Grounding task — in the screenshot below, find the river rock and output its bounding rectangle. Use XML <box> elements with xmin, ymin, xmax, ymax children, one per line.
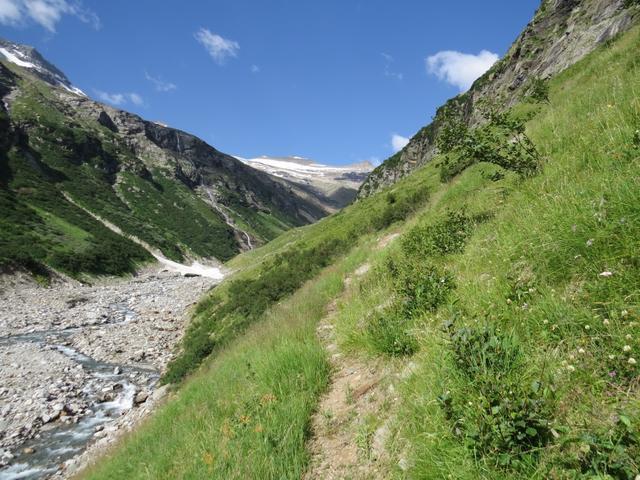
<box><xmin>134</xmin><ymin>391</ymin><xmax>149</xmax><ymax>405</ymax></box>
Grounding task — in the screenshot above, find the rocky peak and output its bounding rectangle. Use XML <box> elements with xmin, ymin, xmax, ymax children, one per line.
<box><xmin>0</xmin><ymin>38</ymin><xmax>85</xmax><ymax>96</ymax></box>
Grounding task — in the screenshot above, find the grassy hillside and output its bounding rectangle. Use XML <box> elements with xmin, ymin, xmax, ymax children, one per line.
<box><xmin>81</xmin><ymin>23</ymin><xmax>640</xmax><ymax>480</ymax></box>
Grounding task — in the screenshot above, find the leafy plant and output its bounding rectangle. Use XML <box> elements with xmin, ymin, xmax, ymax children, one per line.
<box><xmin>570</xmin><ymin>415</ymin><xmax>640</xmax><ymax>479</ymax></box>
<box><xmin>401</xmin><ymin>210</ymin><xmax>476</xmax><ymax>258</ymax></box>
<box><xmin>440</xmin><ymin>324</ymin><xmax>555</xmax><ymax>466</ymax></box>
<box><xmin>388</xmin><ymin>258</ymin><xmax>454</xmax><ymax>316</ymax></box>
<box><xmin>525</xmin><ymin>77</ymin><xmax>550</xmax><ymax>103</ymax></box>
<box><xmin>437</xmin><ymin>102</ymin><xmax>542</xmax><ymax>182</ymax></box>
<box><xmin>366</xmin><ymin>304</ymin><xmax>419</xmax><ymax>356</ymax></box>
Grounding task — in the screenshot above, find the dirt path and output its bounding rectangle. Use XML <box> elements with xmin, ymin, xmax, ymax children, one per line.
<box><xmin>305</xmin><ymin>266</ymin><xmax>399</xmax><ymax>480</ymax></box>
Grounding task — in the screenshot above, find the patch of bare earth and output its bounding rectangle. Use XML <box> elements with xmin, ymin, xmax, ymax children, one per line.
<box><xmin>305</xmin><ymin>266</ymin><xmax>400</xmax><ymax>480</ymax></box>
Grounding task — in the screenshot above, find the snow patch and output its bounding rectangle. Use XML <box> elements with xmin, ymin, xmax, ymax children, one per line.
<box><xmin>152</xmin><ymin>254</ymin><xmax>224</xmax><ymax>280</ymax></box>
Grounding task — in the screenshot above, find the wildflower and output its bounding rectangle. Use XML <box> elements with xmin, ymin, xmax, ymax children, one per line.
<box><xmin>599</xmin><ymin>271</ymin><xmax>613</xmax><ymax>277</ymax></box>
<box><xmin>578</xmin><ymin>348</ymin><xmax>586</xmax><ymax>354</ymax></box>
<box><xmin>609</xmin><ymin>371</ymin><xmax>617</xmax><ymax>377</ymax></box>
<box><xmin>586</xmin><ymin>239</ymin><xmax>594</xmax><ymax>247</ymax></box>
<box><xmin>567</xmin><ymin>365</ymin><xmax>576</xmax><ymax>372</ymax></box>
<box><xmin>628</xmin><ymin>357</ymin><xmax>637</xmax><ymax>365</ymax></box>
<box><xmin>543</xmin><ymin>319</ymin><xmax>549</xmax><ymax>325</ymax></box>
<box><xmin>609</xmin><ymin>355</ymin><xmax>615</xmax><ymax>360</ymax></box>
<box><xmin>623</xmin><ymin>345</ymin><xmax>632</xmax><ymax>352</ymax></box>
<box><xmin>584</xmin><ymin>325</ymin><xmax>591</xmax><ymax>331</ymax></box>
<box><xmin>625</xmin><ymin>334</ymin><xmax>632</xmax><ymax>340</ymax></box>
<box><xmin>552</xmin><ymin>324</ymin><xmax>558</xmax><ymax>331</ymax></box>
<box><xmin>569</xmin><ymin>354</ymin><xmax>576</xmax><ymax>361</ymax></box>
<box><xmin>621</xmin><ymin>310</ymin><xmax>629</xmax><ymax>317</ymax></box>
<box><xmin>603</xmin><ymin>319</ymin><xmax>610</xmax><ymax>326</ymax></box>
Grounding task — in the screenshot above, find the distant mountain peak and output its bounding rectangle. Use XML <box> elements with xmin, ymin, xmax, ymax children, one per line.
<box><xmin>0</xmin><ymin>38</ymin><xmax>85</xmax><ymax>97</ymax></box>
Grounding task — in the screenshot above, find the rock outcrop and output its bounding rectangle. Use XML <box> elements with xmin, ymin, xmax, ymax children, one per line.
<box><xmin>358</xmin><ymin>0</ymin><xmax>639</xmax><ymax>198</ymax></box>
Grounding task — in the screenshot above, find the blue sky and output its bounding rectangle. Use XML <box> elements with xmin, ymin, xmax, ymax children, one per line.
<box><xmin>0</xmin><ymin>0</ymin><xmax>539</xmax><ymax>165</ymax></box>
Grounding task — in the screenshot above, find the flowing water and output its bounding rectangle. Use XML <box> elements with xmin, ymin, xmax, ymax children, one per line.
<box><xmin>0</xmin><ymin>306</ymin><xmax>157</xmax><ymax>480</ymax></box>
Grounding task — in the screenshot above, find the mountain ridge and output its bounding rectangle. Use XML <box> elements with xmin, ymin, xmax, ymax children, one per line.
<box><xmin>0</xmin><ymin>39</ymin><xmax>336</xmax><ymax>278</ymax></box>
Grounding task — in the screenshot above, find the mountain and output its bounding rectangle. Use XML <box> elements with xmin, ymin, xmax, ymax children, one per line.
<box><xmin>358</xmin><ymin>0</ymin><xmax>638</xmax><ymax>197</ymax></box>
<box><xmin>0</xmin><ymin>39</ymin><xmax>329</xmax><ymax>278</ymax></box>
<box><xmin>239</xmin><ymin>155</ymin><xmax>373</xmax><ymax>212</ymax></box>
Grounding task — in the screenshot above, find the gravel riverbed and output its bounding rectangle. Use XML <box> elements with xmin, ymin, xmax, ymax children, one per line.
<box><xmin>0</xmin><ymin>266</ymin><xmax>220</xmax><ymax>479</ymax></box>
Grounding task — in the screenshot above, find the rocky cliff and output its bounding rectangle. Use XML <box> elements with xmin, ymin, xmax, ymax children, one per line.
<box><xmin>358</xmin><ymin>0</ymin><xmax>639</xmax><ymax>198</ymax></box>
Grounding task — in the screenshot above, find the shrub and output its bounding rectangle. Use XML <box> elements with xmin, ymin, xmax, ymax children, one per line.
<box><xmin>525</xmin><ymin>77</ymin><xmax>550</xmax><ymax>103</ymax></box>
<box><xmin>366</xmin><ymin>305</ymin><xmax>418</xmax><ymax>356</ymax></box>
<box><xmin>401</xmin><ymin>210</ymin><xmax>475</xmax><ymax>258</ymax></box>
<box><xmin>372</xmin><ymin>188</ymin><xmax>429</xmax><ymax>230</ymax></box>
<box><xmin>437</xmin><ymin>102</ymin><xmax>542</xmax><ymax>181</ymax></box>
<box><xmin>388</xmin><ymin>258</ymin><xmax>454</xmax><ymax>317</ymax></box>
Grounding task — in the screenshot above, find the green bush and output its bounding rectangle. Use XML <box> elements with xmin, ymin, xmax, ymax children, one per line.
<box><xmin>389</xmin><ymin>259</ymin><xmax>454</xmax><ymax>316</ymax></box>
<box><xmin>525</xmin><ymin>77</ymin><xmax>550</xmax><ymax>103</ymax></box>
<box><xmin>366</xmin><ymin>305</ymin><xmax>418</xmax><ymax>356</ymax></box>
<box><xmin>437</xmin><ymin>102</ymin><xmax>542</xmax><ymax>181</ymax></box>
<box><xmin>401</xmin><ymin>210</ymin><xmax>475</xmax><ymax>258</ymax></box>
<box><xmin>373</xmin><ymin>188</ymin><xmax>429</xmax><ymax>230</ymax></box>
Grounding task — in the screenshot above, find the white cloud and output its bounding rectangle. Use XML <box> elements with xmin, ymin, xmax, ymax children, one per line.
<box><xmin>382</xmin><ymin>52</ymin><xmax>403</xmax><ymax>81</ymax></box>
<box><xmin>95</xmin><ymin>90</ymin><xmax>143</xmax><ymax>107</ymax></box>
<box><xmin>195</xmin><ymin>28</ymin><xmax>239</xmax><ymax>64</ymax></box>
<box><xmin>426</xmin><ymin>49</ymin><xmax>498</xmax><ymax>92</ymax></box>
<box><xmin>0</xmin><ymin>0</ymin><xmax>21</xmax><ymax>24</ymax></box>
<box><xmin>391</xmin><ymin>133</ymin><xmax>410</xmax><ymax>153</ymax></box>
<box><xmin>144</xmin><ymin>71</ymin><xmax>177</xmax><ymax>92</ymax></box>
<box><xmin>250</xmin><ymin>64</ymin><xmax>260</xmax><ymax>74</ymax></box>
<box><xmin>128</xmin><ymin>92</ymin><xmax>143</xmax><ymax>106</ymax></box>
<box><xmin>0</xmin><ymin>0</ymin><xmax>100</xmax><ymax>32</ymax></box>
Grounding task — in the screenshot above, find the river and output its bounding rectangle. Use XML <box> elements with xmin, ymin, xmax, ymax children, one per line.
<box><xmin>0</xmin><ymin>265</ymin><xmax>222</xmax><ymax>479</ymax></box>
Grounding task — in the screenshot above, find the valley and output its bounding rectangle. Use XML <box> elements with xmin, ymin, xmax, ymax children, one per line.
<box><xmin>1</xmin><ymin>0</ymin><xmax>640</xmax><ymax>479</ymax></box>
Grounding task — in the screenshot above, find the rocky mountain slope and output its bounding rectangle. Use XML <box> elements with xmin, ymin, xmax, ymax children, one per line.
<box><xmin>0</xmin><ymin>39</ymin><xmax>329</xmax><ymax>278</ymax></box>
<box><xmin>358</xmin><ymin>0</ymin><xmax>638</xmax><ymax>197</ymax></box>
<box><xmin>240</xmin><ymin>156</ymin><xmax>373</xmax><ymax>212</ymax></box>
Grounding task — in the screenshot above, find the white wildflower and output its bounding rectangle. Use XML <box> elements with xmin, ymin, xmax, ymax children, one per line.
<box><xmin>623</xmin><ymin>345</ymin><xmax>632</xmax><ymax>352</ymax></box>
<box><xmin>628</xmin><ymin>357</ymin><xmax>637</xmax><ymax>365</ymax></box>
